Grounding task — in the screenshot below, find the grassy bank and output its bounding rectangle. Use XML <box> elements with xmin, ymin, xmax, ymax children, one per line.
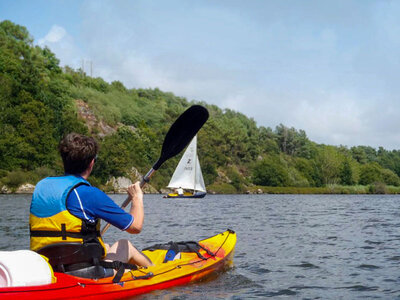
<box><xmin>208</xmin><ymin>183</ymin><xmax>400</xmax><ymax>194</ymax></box>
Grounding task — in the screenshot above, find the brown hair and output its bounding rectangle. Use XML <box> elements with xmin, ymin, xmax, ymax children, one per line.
<box><xmin>58</xmin><ymin>133</ymin><xmax>99</xmax><ymax>174</ymax></box>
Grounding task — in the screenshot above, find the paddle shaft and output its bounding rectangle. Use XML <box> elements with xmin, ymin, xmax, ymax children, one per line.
<box><xmin>100</xmin><ymin>168</ymin><xmax>155</xmax><ymax>235</ymax></box>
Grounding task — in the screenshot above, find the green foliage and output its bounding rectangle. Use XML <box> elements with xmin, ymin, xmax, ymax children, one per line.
<box><xmin>92</xmin><ymin>129</ymin><xmax>133</xmax><ymax>182</ymax></box>
<box><xmin>377</xmin><ymin>147</ymin><xmax>400</xmax><ymax>177</ymax></box>
<box><xmin>380</xmin><ymin>168</ymin><xmax>400</xmax><ymax>186</ymax></box>
<box><xmin>31</xmin><ymin>166</ymin><xmax>56</xmax><ymax>181</ymax></box>
<box><xmin>0</xmin><ymin>20</ymin><xmax>83</xmax><ymax>171</ymax></box>
<box><xmin>368</xmin><ymin>182</ymin><xmax>387</xmax><ymax>194</ymax></box>
<box><xmin>339</xmin><ymin>158</ymin><xmax>354</xmax><ymax>185</ymax></box>
<box><xmin>3</xmin><ymin>20</ymin><xmax>400</xmax><ymax>194</ymax></box>
<box><xmin>249</xmin><ymin>184</ymin><xmax>370</xmax><ymax>194</ymax></box>
<box><xmin>201</xmin><ymin>160</ymin><xmax>218</xmax><ymax>186</ymax></box>
<box><xmin>275</xmin><ymin>124</ymin><xmax>315</xmax><ymax>158</ymax></box>
<box><xmin>293</xmin><ymin>157</ymin><xmax>322</xmax><ymax>187</ymax></box>
<box><xmin>386</xmin><ymin>185</ymin><xmax>400</xmax><ymax>194</ymax></box>
<box><xmin>258</xmin><ymin>126</ymin><xmax>280</xmax><ymax>154</ymax></box>
<box><xmin>208</xmin><ymin>182</ymin><xmax>237</xmax><ymax>194</ymax></box>
<box><xmin>225</xmin><ymin>166</ymin><xmax>247</xmax><ymax>192</ymax></box>
<box><xmin>1</xmin><ymin>170</ymin><xmax>31</xmax><ymax>188</ymax></box>
<box><xmin>359</xmin><ymin>163</ymin><xmax>383</xmax><ymax>185</ymax></box>
<box><xmin>110</xmin><ymin>80</ymin><xmax>127</xmax><ymax>92</ymax></box>
<box><xmin>252</xmin><ymin>156</ymin><xmax>289</xmax><ymax>187</ymax></box>
<box><xmin>0</xmin><ymin>166</ymin><xmax>58</xmax><ymax>190</ymax></box>
<box><xmin>350</xmin><ymin>146</ymin><xmax>377</xmax><ymax>164</ymax></box>
<box><xmin>357</xmin><ymin>162</ymin><xmax>400</xmax><ymax>187</ymax></box>
<box><xmin>0</xmin><ymin>20</ymin><xmax>32</xmax><ymax>43</ymax></box>
<box><xmin>315</xmin><ymin>146</ymin><xmax>343</xmax><ymax>185</ymax></box>
<box><xmin>287</xmin><ymin>167</ymin><xmax>310</xmax><ymax>187</ymax></box>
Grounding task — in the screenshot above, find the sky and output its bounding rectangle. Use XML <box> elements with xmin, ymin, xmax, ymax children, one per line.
<box><xmin>1</xmin><ymin>0</ymin><xmax>400</xmax><ymax>150</ymax></box>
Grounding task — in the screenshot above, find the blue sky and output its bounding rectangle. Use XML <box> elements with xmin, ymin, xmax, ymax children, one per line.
<box><xmin>1</xmin><ymin>0</ymin><xmax>400</xmax><ymax>149</ymax></box>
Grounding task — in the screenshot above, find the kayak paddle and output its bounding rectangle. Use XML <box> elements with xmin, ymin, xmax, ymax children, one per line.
<box><xmin>101</xmin><ymin>105</ymin><xmax>209</xmax><ymax>235</ymax></box>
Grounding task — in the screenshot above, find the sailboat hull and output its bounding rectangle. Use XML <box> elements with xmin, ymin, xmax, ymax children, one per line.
<box><xmin>165</xmin><ymin>192</ymin><xmax>206</xmax><ymax>198</ymax></box>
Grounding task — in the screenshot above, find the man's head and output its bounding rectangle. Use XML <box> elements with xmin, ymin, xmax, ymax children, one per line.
<box><xmin>59</xmin><ymin>133</ymin><xmax>99</xmax><ymax>174</ymax></box>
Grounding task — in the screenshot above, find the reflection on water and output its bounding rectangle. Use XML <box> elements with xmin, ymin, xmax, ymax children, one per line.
<box><xmin>1</xmin><ymin>193</ymin><xmax>400</xmax><ymax>299</ymax></box>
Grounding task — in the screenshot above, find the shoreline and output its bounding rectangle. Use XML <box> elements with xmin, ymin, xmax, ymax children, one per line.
<box><xmin>242</xmin><ymin>184</ymin><xmax>400</xmax><ymax>195</ymax></box>
<box><xmin>2</xmin><ymin>189</ymin><xmax>400</xmax><ymax>196</ymax></box>
<box><xmin>2</xmin><ymin>182</ymin><xmax>400</xmax><ymax>195</ymax></box>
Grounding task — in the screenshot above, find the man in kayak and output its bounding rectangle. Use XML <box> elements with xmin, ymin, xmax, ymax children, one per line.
<box><xmin>30</xmin><ymin>132</ymin><xmax>152</xmax><ymax>279</ymax></box>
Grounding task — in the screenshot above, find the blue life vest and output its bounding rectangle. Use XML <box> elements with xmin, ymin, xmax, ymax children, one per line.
<box><xmin>31</xmin><ymin>175</ymin><xmax>91</xmax><ymax>218</ymax></box>
<box><xmin>30</xmin><ymin>175</ymin><xmax>106</xmax><ymax>259</ymax></box>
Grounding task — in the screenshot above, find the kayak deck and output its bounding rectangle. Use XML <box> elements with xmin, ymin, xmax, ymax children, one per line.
<box><xmin>0</xmin><ymin>230</ymin><xmax>236</xmax><ymax>299</ymax></box>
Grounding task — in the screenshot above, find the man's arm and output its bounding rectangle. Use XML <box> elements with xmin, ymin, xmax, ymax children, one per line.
<box><xmin>125</xmin><ymin>182</ymin><xmax>144</xmax><ymax>234</ymax></box>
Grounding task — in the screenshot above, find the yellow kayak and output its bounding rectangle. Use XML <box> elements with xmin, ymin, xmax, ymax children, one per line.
<box><xmin>0</xmin><ymin>229</ymin><xmax>236</xmax><ymax>299</ymax></box>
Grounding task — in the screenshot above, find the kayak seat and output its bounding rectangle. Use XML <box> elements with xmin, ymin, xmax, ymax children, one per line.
<box><xmin>37</xmin><ymin>242</ymin><xmax>103</xmax><ymax>272</ymax></box>
<box><xmin>37</xmin><ymin>243</ymin><xmax>137</xmax><ymax>282</ymax></box>
<box><xmin>37</xmin><ymin>242</ymin><xmax>112</xmax><ymax>279</ymax></box>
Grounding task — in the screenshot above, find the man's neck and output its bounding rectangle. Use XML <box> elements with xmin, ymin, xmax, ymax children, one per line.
<box><xmin>79</xmin><ymin>160</ymin><xmax>94</xmax><ymax>180</ymax></box>
<box><xmin>80</xmin><ymin>172</ymin><xmax>90</xmax><ymax>180</ymax></box>
<box><xmin>80</xmin><ymin>170</ymin><xmax>90</xmax><ymax>180</ymax></box>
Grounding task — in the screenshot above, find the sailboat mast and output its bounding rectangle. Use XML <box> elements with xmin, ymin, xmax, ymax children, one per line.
<box><xmin>193</xmin><ymin>136</ymin><xmax>197</xmax><ymax>192</ymax></box>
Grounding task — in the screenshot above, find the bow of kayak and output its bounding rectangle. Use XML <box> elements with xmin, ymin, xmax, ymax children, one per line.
<box><xmin>0</xmin><ymin>229</ymin><xmax>236</xmax><ymax>299</ymax></box>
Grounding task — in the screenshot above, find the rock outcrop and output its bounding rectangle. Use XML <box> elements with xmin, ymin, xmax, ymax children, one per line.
<box><xmin>75</xmin><ymin>99</ymin><xmax>117</xmax><ymax>137</ymax></box>
<box><xmin>0</xmin><ymin>185</ymin><xmax>11</xmax><ymax>194</ymax></box>
<box><xmin>105</xmin><ymin>167</ymin><xmax>158</xmax><ymax>194</ymax></box>
<box><xmin>15</xmin><ymin>183</ymin><xmax>35</xmax><ymax>194</ymax></box>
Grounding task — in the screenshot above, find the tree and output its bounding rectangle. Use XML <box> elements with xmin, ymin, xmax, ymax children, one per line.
<box><xmin>339</xmin><ymin>158</ymin><xmax>354</xmax><ymax>185</ymax></box>
<box><xmin>252</xmin><ymin>156</ymin><xmax>289</xmax><ymax>186</ymax></box>
<box><xmin>359</xmin><ymin>163</ymin><xmax>383</xmax><ymax>185</ymax></box>
<box><xmin>275</xmin><ymin>124</ymin><xmax>313</xmax><ymax>158</ymax></box>
<box><xmin>316</xmin><ymin>146</ymin><xmax>342</xmax><ymax>185</ymax></box>
<box><xmin>381</xmin><ymin>168</ymin><xmax>400</xmax><ymax>186</ymax></box>
<box><xmin>0</xmin><ymin>20</ymin><xmax>32</xmax><ymax>43</ymax></box>
<box><xmin>294</xmin><ymin>157</ymin><xmax>321</xmax><ymax>186</ymax></box>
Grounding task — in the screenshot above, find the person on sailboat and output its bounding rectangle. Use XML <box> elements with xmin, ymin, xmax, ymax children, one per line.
<box><xmin>176</xmin><ymin>187</ymin><xmax>184</xmax><ymax>196</ymax></box>
<box><xmin>30</xmin><ymin>133</ymin><xmax>152</xmax><ymax>279</ymax></box>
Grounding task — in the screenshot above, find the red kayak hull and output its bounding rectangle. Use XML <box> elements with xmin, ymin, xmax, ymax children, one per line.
<box><xmin>0</xmin><ymin>230</ymin><xmax>236</xmax><ymax>299</ymax></box>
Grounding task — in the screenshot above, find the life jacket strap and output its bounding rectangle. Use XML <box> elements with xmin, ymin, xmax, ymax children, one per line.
<box><xmin>30</xmin><ymin>224</ymin><xmax>101</xmax><ymax>240</ymax></box>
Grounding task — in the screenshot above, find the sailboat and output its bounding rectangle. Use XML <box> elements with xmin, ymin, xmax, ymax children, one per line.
<box><xmin>165</xmin><ymin>135</ymin><xmax>207</xmax><ymax>198</ymax></box>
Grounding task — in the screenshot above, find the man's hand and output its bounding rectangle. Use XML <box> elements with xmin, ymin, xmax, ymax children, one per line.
<box><xmin>127</xmin><ymin>181</ymin><xmax>143</xmax><ymax>201</ymax></box>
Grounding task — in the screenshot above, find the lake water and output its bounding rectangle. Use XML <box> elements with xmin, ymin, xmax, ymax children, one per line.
<box><xmin>1</xmin><ymin>194</ymin><xmax>400</xmax><ymax>299</ymax></box>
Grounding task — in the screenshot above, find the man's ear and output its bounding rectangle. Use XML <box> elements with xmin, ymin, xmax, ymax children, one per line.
<box><xmin>89</xmin><ymin>158</ymin><xmax>95</xmax><ymax>169</ymax></box>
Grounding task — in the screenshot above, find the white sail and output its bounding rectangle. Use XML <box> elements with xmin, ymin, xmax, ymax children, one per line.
<box><xmin>167</xmin><ymin>136</ymin><xmax>206</xmax><ymax>193</ymax></box>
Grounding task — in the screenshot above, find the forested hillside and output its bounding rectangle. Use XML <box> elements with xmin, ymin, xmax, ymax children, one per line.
<box><xmin>2</xmin><ymin>20</ymin><xmax>400</xmax><ymax>194</ymax></box>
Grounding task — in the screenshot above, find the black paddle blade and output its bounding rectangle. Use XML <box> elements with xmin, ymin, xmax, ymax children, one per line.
<box><xmin>152</xmin><ymin>105</ymin><xmax>209</xmax><ymax>170</ymax></box>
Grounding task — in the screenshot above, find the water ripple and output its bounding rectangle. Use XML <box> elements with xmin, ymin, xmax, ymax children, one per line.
<box><xmin>289</xmin><ymin>262</ymin><xmax>320</xmax><ymax>269</ymax></box>
<box><xmin>264</xmin><ymin>289</ymin><xmax>297</xmax><ymax>297</ymax></box>
<box><xmin>338</xmin><ymin>285</ymin><xmax>379</xmax><ymax>291</ymax></box>
<box><xmin>357</xmin><ymin>264</ymin><xmax>381</xmax><ymax>270</ymax></box>
<box><xmin>387</xmin><ymin>256</ymin><xmax>400</xmax><ymax>261</ymax></box>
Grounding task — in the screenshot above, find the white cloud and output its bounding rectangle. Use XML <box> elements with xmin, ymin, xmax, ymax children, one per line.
<box><xmin>293</xmin><ymin>92</ymin><xmax>364</xmax><ymax>146</ymax></box>
<box><xmin>38</xmin><ymin>25</ymin><xmax>66</xmax><ymax>44</ymax></box>
<box><xmin>37</xmin><ymin>25</ymin><xmax>83</xmax><ymax>70</ymax></box>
